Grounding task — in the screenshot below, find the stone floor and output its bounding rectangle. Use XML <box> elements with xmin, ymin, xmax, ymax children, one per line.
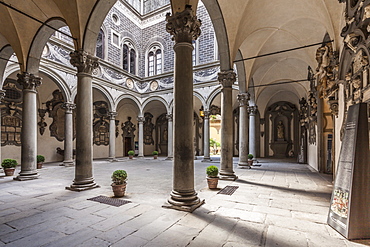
<box><xmin>0</xmin><ymin>157</ymin><xmax>369</xmax><ymax>247</ymax></box>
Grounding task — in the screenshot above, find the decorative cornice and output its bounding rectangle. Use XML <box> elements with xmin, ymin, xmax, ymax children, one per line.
<box><xmin>218</xmin><ymin>70</ymin><xmax>236</xmax><ymax>88</ymax></box>
<box><xmin>62</xmin><ymin>102</ymin><xmax>76</xmax><ymax>113</ymax></box>
<box><xmin>166</xmin><ymin>5</ymin><xmax>201</xmax><ymax>43</ymax></box>
<box><xmin>237</xmin><ymin>93</ymin><xmax>250</xmax><ymax>107</ymax></box>
<box><xmin>17</xmin><ymin>72</ymin><xmax>42</xmax><ymax>91</ymax></box>
<box><xmin>70</xmin><ymin>49</ymin><xmax>99</xmax><ymax>74</ymax></box>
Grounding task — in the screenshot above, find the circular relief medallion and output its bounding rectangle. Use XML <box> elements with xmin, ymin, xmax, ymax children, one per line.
<box><xmin>150</xmin><ymin>80</ymin><xmax>158</xmax><ymax>91</ymax></box>
<box><xmin>126</xmin><ymin>78</ymin><xmax>134</xmax><ymax>89</ymax></box>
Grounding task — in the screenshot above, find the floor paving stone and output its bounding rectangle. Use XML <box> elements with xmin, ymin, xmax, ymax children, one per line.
<box><xmin>0</xmin><ymin>157</ymin><xmax>368</xmax><ymax>246</ymax></box>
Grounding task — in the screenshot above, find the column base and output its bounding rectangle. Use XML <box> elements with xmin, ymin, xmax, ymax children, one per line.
<box><xmin>238</xmin><ymin>161</ymin><xmax>251</xmax><ymax>168</ymax></box>
<box><xmin>165</xmin><ymin>156</ymin><xmax>173</xmax><ymax>160</ymax></box>
<box><xmin>219</xmin><ymin>171</ymin><xmax>238</xmax><ymax>181</ymax></box>
<box><xmin>108</xmin><ymin>158</ymin><xmax>118</xmax><ymax>162</ymax></box>
<box><xmin>163</xmin><ymin>190</ymin><xmax>205</xmax><ymax>212</ymax></box>
<box><xmin>202</xmin><ymin>157</ymin><xmax>212</xmax><ymax>162</ymax></box>
<box><xmin>66</xmin><ymin>177</ymin><xmax>100</xmax><ymax>191</ymax></box>
<box><xmin>63</xmin><ymin>160</ymin><xmax>75</xmax><ymax>167</ymax></box>
<box><xmin>14</xmin><ymin>170</ymin><xmax>39</xmax><ymax>181</ymax></box>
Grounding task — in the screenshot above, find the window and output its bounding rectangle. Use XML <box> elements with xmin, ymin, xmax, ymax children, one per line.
<box><xmin>96</xmin><ymin>29</ymin><xmax>105</xmax><ymax>59</ymax></box>
<box><xmin>147</xmin><ymin>45</ymin><xmax>163</xmax><ymax>76</ymax></box>
<box><xmin>122</xmin><ymin>41</ymin><xmax>136</xmax><ymax>75</ymax></box>
<box><xmin>192</xmin><ymin>40</ymin><xmax>198</xmax><ymax>66</ymax></box>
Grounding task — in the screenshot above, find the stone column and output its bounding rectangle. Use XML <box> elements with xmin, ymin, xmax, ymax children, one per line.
<box><xmin>0</xmin><ymin>90</ymin><xmax>5</xmax><ymax>176</ymax></box>
<box><xmin>15</xmin><ymin>72</ymin><xmax>41</xmax><ymax>181</ymax></box>
<box><xmin>66</xmin><ymin>49</ymin><xmax>99</xmax><ymax>191</ymax></box>
<box><xmin>202</xmin><ymin>110</ymin><xmax>211</xmax><ymax>162</ymax></box>
<box><xmin>237</xmin><ymin>93</ymin><xmax>250</xmax><ymax>167</ymax></box>
<box><xmin>108</xmin><ymin>112</ymin><xmax>117</xmax><ymax>161</ymax></box>
<box><xmin>248</xmin><ymin>105</ymin><xmax>258</xmax><ymax>159</ymax></box>
<box><xmin>137</xmin><ymin>116</ymin><xmax>144</xmax><ymax>157</ymax></box>
<box><xmin>164</xmin><ymin>6</ymin><xmax>204</xmax><ymax>212</ymax></box>
<box><xmin>62</xmin><ymin>102</ymin><xmax>76</xmax><ymax>167</ymax></box>
<box><xmin>166</xmin><ymin>113</ymin><xmax>173</xmax><ymax>160</ymax></box>
<box><xmin>218</xmin><ymin>71</ymin><xmax>237</xmax><ymax>180</ymax></box>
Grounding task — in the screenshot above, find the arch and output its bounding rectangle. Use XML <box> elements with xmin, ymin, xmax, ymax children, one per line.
<box><xmin>206</xmin><ymin>86</ymin><xmax>222</xmax><ymax>108</ymax></box>
<box><xmin>142</xmin><ymin>96</ymin><xmax>169</xmax><ymax>113</ymax></box>
<box><xmin>193</xmin><ymin>91</ymin><xmax>207</xmax><ymax>109</ymax></box>
<box><xmin>234</xmin><ymin>49</ymin><xmax>247</xmax><ymax>92</ymax></box>
<box><xmin>83</xmin><ymin>0</ymin><xmax>117</xmax><ymax>54</ymax></box>
<box><xmin>115</xmin><ymin>94</ymin><xmax>141</xmax><ymax>114</ymax></box>
<box><xmin>0</xmin><ymin>45</ymin><xmax>16</xmax><ymax>86</ymax></box>
<box><xmin>92</xmin><ymin>83</ymin><xmax>115</xmax><ymax>111</ymax></box>
<box><xmin>39</xmin><ymin>65</ymin><xmax>72</xmax><ymax>102</ymax></box>
<box><xmin>27</xmin><ymin>18</ymin><xmax>67</xmax><ymax>74</ymax></box>
<box><xmin>202</xmin><ymin>0</ymin><xmax>232</xmax><ymax>70</ymax></box>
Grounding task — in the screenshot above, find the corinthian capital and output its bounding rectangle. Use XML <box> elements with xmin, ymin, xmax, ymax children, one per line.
<box><xmin>62</xmin><ymin>102</ymin><xmax>76</xmax><ymax>113</ymax></box>
<box><xmin>17</xmin><ymin>72</ymin><xmax>42</xmax><ymax>91</ymax></box>
<box><xmin>218</xmin><ymin>70</ymin><xmax>236</xmax><ymax>88</ymax></box>
<box><xmin>248</xmin><ymin>106</ymin><xmax>258</xmax><ymax>115</ymax></box>
<box><xmin>237</xmin><ymin>93</ymin><xmax>250</xmax><ymax>107</ymax></box>
<box><xmin>70</xmin><ymin>49</ymin><xmax>99</xmax><ymax>74</ymax></box>
<box><xmin>166</xmin><ymin>5</ymin><xmax>202</xmax><ymax>43</ymax></box>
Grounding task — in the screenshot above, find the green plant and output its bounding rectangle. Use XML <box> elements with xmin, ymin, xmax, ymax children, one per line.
<box><xmin>111</xmin><ymin>170</ymin><xmax>127</xmax><ymax>185</ymax></box>
<box><xmin>37</xmin><ymin>155</ymin><xmax>45</xmax><ymax>163</ymax></box>
<box><xmin>128</xmin><ymin>150</ymin><xmax>135</xmax><ymax>156</ymax></box>
<box><xmin>248</xmin><ymin>154</ymin><xmax>254</xmax><ymax>159</ymax></box>
<box><xmin>1</xmin><ymin>159</ymin><xmax>18</xmax><ymax>169</ymax></box>
<box><xmin>152</xmin><ymin>150</ymin><xmax>158</xmax><ymax>155</ymax></box>
<box><xmin>206</xmin><ymin>165</ymin><xmax>219</xmax><ymax>177</ymax></box>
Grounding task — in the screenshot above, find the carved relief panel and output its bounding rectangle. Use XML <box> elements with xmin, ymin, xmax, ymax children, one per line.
<box><xmin>0</xmin><ymin>79</ymin><xmax>23</xmax><ymax>146</ymax></box>
<box><xmin>93</xmin><ymin>101</ymin><xmax>110</xmax><ymax>146</ymax></box>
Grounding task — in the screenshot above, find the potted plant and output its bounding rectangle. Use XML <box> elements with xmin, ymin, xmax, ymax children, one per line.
<box><xmin>248</xmin><ymin>153</ymin><xmax>254</xmax><ymax>166</ymax></box>
<box><xmin>1</xmin><ymin>159</ymin><xmax>17</xmax><ymax>176</ymax></box>
<box><xmin>128</xmin><ymin>150</ymin><xmax>134</xmax><ymax>159</ymax></box>
<box><xmin>37</xmin><ymin>155</ymin><xmax>45</xmax><ymax>169</ymax></box>
<box><xmin>206</xmin><ymin>165</ymin><xmax>219</xmax><ymax>189</ymax></box>
<box><xmin>111</xmin><ymin>170</ymin><xmax>127</xmax><ymax>197</ymax></box>
<box><xmin>152</xmin><ymin>150</ymin><xmax>158</xmax><ymax>159</ymax></box>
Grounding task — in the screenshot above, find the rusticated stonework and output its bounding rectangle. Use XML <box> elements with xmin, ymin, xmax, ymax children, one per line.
<box><xmin>70</xmin><ymin>49</ymin><xmax>99</xmax><ymax>74</ymax></box>
<box><xmin>166</xmin><ymin>5</ymin><xmax>201</xmax><ymax>43</ymax></box>
<box><xmin>218</xmin><ymin>70</ymin><xmax>236</xmax><ymax>89</ymax></box>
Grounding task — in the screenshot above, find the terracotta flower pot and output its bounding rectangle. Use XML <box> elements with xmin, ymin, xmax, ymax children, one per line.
<box><xmin>112</xmin><ymin>183</ymin><xmax>127</xmax><ymax>197</ymax></box>
<box><xmin>37</xmin><ymin>162</ymin><xmax>43</xmax><ymax>169</ymax></box>
<box><xmin>207</xmin><ymin>177</ymin><xmax>219</xmax><ymax>189</ymax></box>
<box><xmin>248</xmin><ymin>159</ymin><xmax>253</xmax><ymax>166</ymax></box>
<box><xmin>153</xmin><ymin>155</ymin><xmax>158</xmax><ymax>159</ymax></box>
<box><xmin>4</xmin><ymin>168</ymin><xmax>15</xmax><ymax>176</ymax></box>
<box><xmin>129</xmin><ymin>155</ymin><xmax>133</xmax><ymax>159</ymax></box>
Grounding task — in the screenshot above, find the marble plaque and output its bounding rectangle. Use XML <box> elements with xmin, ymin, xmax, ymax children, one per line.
<box><xmin>327</xmin><ymin>103</ymin><xmax>370</xmax><ymax>239</ymax></box>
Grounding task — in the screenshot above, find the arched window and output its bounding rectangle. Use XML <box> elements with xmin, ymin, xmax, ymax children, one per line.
<box><xmin>147</xmin><ymin>45</ymin><xmax>163</xmax><ymax>76</ymax></box>
<box><xmin>192</xmin><ymin>40</ymin><xmax>197</xmax><ymax>66</ymax></box>
<box><xmin>96</xmin><ymin>29</ymin><xmax>105</xmax><ymax>59</ymax></box>
<box><xmin>122</xmin><ymin>41</ymin><xmax>136</xmax><ymax>75</ymax></box>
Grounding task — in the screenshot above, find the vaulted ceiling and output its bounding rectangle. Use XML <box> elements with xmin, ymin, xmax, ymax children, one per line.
<box><xmin>204</xmin><ymin>0</ymin><xmax>345</xmax><ymax>110</ymax></box>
